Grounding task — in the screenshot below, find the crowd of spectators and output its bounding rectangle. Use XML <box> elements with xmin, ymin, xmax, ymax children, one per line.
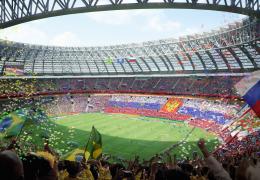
<box><xmin>0</xmin><ymin>76</ymin><xmax>243</xmax><ymax>99</ymax></box>
<box><xmin>86</xmin><ymin>95</ymin><xmax>111</xmax><ymax>113</ymax></box>
<box><xmin>109</xmin><ymin>95</ymin><xmax>167</xmax><ymax>105</ymax></box>
<box><xmin>1</xmin><ymin>138</ymin><xmax>259</xmax><ymax>180</ymax></box>
<box><xmin>215</xmin><ymin>130</ymin><xmax>260</xmax><ymax>157</ymax></box>
<box><xmin>42</xmin><ymin>94</ymin><xmax>112</xmax><ymax>115</ymax></box>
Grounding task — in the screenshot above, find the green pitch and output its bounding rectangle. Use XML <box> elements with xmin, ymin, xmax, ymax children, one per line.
<box><xmin>17</xmin><ymin>113</ymin><xmax>219</xmax><ymax>161</ymax></box>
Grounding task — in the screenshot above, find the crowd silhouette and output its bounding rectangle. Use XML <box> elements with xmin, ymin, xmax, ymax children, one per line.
<box><xmin>0</xmin><ymin>138</ymin><xmax>259</xmax><ymax>180</ymax></box>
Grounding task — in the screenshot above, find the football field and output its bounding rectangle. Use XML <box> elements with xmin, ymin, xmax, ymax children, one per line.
<box><xmin>47</xmin><ymin>113</ymin><xmax>219</xmax><ymax>160</ymax></box>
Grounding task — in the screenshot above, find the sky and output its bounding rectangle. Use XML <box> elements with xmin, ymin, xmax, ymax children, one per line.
<box><xmin>0</xmin><ymin>9</ymin><xmax>246</xmax><ymax>47</ymax></box>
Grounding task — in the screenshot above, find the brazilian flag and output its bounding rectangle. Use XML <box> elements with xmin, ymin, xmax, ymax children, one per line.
<box><xmin>62</xmin><ymin>148</ymin><xmax>87</xmax><ymax>162</ymax></box>
<box><xmin>0</xmin><ymin>112</ymin><xmax>26</xmax><ymax>138</ymax></box>
<box><xmin>63</xmin><ymin>126</ymin><xmax>102</xmax><ymax>162</ymax></box>
<box><xmin>85</xmin><ymin>126</ymin><xmax>102</xmax><ymax>159</ymax></box>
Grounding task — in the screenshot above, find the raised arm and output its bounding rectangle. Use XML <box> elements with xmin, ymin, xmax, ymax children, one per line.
<box><xmin>198</xmin><ymin>139</ymin><xmax>232</xmax><ymax>180</ymax></box>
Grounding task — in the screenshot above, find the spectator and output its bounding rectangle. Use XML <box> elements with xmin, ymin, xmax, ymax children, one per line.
<box><xmin>198</xmin><ymin>139</ymin><xmax>232</xmax><ymax>180</ymax></box>
<box><xmin>0</xmin><ymin>150</ymin><xmax>24</xmax><ymax>180</ymax></box>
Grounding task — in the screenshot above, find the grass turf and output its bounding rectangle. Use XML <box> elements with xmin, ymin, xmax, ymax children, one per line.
<box><xmin>15</xmin><ymin>113</ymin><xmax>218</xmax><ymax>161</ymax></box>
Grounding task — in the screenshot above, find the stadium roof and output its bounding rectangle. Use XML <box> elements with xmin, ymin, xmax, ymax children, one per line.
<box><xmin>0</xmin><ymin>0</ymin><xmax>259</xmax><ymax>28</ymax></box>
<box><xmin>0</xmin><ymin>18</ymin><xmax>259</xmax><ymax>76</ymax></box>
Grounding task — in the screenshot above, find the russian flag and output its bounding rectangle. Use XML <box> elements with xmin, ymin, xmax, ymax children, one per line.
<box><xmin>127</xmin><ymin>56</ymin><xmax>137</xmax><ymax>63</ymax></box>
<box><xmin>235</xmin><ymin>71</ymin><xmax>260</xmax><ymax>117</ymax></box>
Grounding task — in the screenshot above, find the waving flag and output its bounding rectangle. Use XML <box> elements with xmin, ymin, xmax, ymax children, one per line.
<box><xmin>0</xmin><ymin>112</ymin><xmax>26</xmax><ymax>137</ymax></box>
<box><xmin>106</xmin><ymin>57</ymin><xmax>113</xmax><ymax>64</ymax></box>
<box><xmin>84</xmin><ymin>126</ymin><xmax>102</xmax><ymax>160</ymax></box>
<box><xmin>235</xmin><ymin>71</ymin><xmax>260</xmax><ymax>117</ymax></box>
<box><xmin>127</xmin><ymin>56</ymin><xmax>137</xmax><ymax>63</ymax></box>
<box><xmin>62</xmin><ymin>148</ymin><xmax>87</xmax><ymax>162</ymax></box>
<box><xmin>116</xmin><ymin>58</ymin><xmax>125</xmax><ymax>64</ymax></box>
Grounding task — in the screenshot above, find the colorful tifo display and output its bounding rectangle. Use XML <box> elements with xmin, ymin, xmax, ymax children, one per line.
<box><xmin>104</xmin><ymin>95</ymin><xmax>239</xmax><ymax>129</ymax></box>
<box><xmin>107</xmin><ymin>95</ymin><xmax>165</xmax><ymax>110</ymax></box>
<box><xmin>40</xmin><ymin>93</ymin><xmax>241</xmax><ymax>131</ymax></box>
<box><xmin>160</xmin><ymin>98</ymin><xmax>183</xmax><ymax>113</ymax></box>
<box><xmin>178</xmin><ymin>107</ymin><xmax>230</xmax><ymax>124</ymax></box>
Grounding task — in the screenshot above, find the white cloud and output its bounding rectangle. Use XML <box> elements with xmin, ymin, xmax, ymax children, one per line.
<box><xmin>86</xmin><ymin>10</ymin><xmax>144</xmax><ymax>25</ymax></box>
<box><xmin>237</xmin><ymin>14</ymin><xmax>247</xmax><ymax>19</ymax></box>
<box><xmin>50</xmin><ymin>32</ymin><xmax>83</xmax><ymax>47</ymax></box>
<box><xmin>0</xmin><ymin>23</ymin><xmax>82</xmax><ymax>47</ymax></box>
<box><xmin>179</xmin><ymin>27</ymin><xmax>200</xmax><ymax>36</ymax></box>
<box><xmin>0</xmin><ymin>10</ymin><xmax>246</xmax><ymax>47</ymax></box>
<box><xmin>87</xmin><ymin>10</ymin><xmax>172</xmax><ymax>25</ymax></box>
<box><xmin>86</xmin><ymin>10</ymin><xmax>182</xmax><ymax>34</ymax></box>
<box><xmin>142</xmin><ymin>16</ymin><xmax>181</xmax><ymax>32</ymax></box>
<box><xmin>0</xmin><ymin>24</ymin><xmax>48</xmax><ymax>45</ymax></box>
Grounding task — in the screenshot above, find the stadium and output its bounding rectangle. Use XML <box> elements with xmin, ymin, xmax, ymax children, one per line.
<box><xmin>0</xmin><ymin>0</ymin><xmax>260</xmax><ymax>179</ymax></box>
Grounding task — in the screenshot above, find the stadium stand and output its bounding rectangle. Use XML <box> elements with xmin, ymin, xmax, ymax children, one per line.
<box><xmin>0</xmin><ymin>76</ymin><xmax>245</xmax><ymax>99</ymax></box>
<box><xmin>0</xmin><ymin>9</ymin><xmax>259</xmax><ymax>180</ymax></box>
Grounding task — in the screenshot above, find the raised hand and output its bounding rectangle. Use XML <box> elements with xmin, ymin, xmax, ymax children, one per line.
<box><xmin>197</xmin><ymin>139</ymin><xmax>210</xmax><ymax>158</ymax></box>
<box><xmin>197</xmin><ymin>138</ymin><xmax>206</xmax><ymax>149</ymax></box>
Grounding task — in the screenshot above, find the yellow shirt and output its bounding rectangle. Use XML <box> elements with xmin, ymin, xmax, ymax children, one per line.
<box><xmin>58</xmin><ymin>170</ymin><xmax>69</xmax><ymax>180</ymax></box>
<box><xmin>79</xmin><ymin>168</ymin><xmax>94</xmax><ymax>180</ymax></box>
<box><xmin>63</xmin><ymin>176</ymin><xmax>84</xmax><ymax>180</ymax></box>
<box><xmin>135</xmin><ymin>171</ymin><xmax>142</xmax><ymax>180</ymax></box>
<box><xmin>98</xmin><ymin>167</ymin><xmax>112</xmax><ymax>180</ymax></box>
<box><xmin>190</xmin><ymin>176</ymin><xmax>207</xmax><ymax>180</ymax></box>
<box><xmin>59</xmin><ymin>168</ymin><xmax>94</xmax><ymax>180</ymax></box>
